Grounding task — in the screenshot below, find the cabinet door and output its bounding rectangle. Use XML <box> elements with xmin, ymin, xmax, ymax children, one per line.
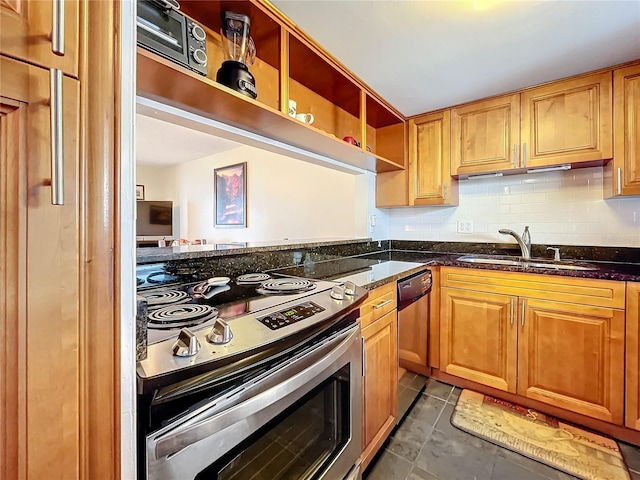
<box><xmin>608</xmin><ymin>64</ymin><xmax>640</xmax><ymax>197</ymax></box>
<box><xmin>517</xmin><ymin>298</ymin><xmax>624</xmax><ymax>424</ymax></box>
<box><xmin>1</xmin><ymin>56</ymin><xmax>80</xmax><ymax>478</ymax></box>
<box><xmin>440</xmin><ymin>287</ymin><xmax>517</xmax><ymax>393</ymax></box>
<box><xmin>451</xmin><ymin>94</ymin><xmax>520</xmax><ymax>175</ymax></box>
<box><xmin>409</xmin><ymin>110</ymin><xmax>458</xmax><ymax>206</ymax></box>
<box><xmin>361</xmin><ymin>309</ymin><xmax>398</xmax><ymax>469</ymax></box>
<box><xmin>0</xmin><ymin>0</ymin><xmax>79</xmax><ymax>77</ymax></box>
<box><xmin>626</xmin><ymin>283</ymin><xmax>640</xmax><ymax>430</ymax></box>
<box><xmin>399</xmin><ymin>294</ymin><xmax>429</xmax><ymax>376</ymax></box>
<box><xmin>521</xmin><ymin>72</ymin><xmax>612</xmax><ymax>168</ymax></box>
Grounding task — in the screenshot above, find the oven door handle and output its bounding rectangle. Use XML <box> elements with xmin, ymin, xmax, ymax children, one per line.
<box><xmin>153</xmin><ymin>326</ymin><xmax>360</xmax><ymax>459</ymax></box>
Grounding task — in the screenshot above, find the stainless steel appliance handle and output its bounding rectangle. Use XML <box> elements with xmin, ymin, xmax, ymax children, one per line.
<box><xmin>50</xmin><ymin>68</ymin><xmax>64</xmax><ymax>205</ymax></box>
<box><xmin>136</xmin><ymin>18</ymin><xmax>181</xmax><ymax>46</ymax></box>
<box><xmin>154</xmin><ymin>326</ymin><xmax>359</xmax><ymax>459</ymax></box>
<box><xmin>523</xmin><ymin>143</ymin><xmax>527</xmax><ymax>167</ymax></box>
<box><xmin>52</xmin><ymin>0</ymin><xmax>65</xmax><ymax>55</ymax></box>
<box><xmin>513</xmin><ymin>144</ymin><xmax>517</xmax><ymax>167</ymax></box>
<box><xmin>521</xmin><ymin>299</ymin><xmax>526</xmax><ymax>327</ymax></box>
<box><xmin>373</xmin><ymin>299</ymin><xmax>393</xmax><ymax>310</ymax></box>
<box><xmin>617</xmin><ymin>167</ymin><xmax>622</xmax><ymax>195</ymax></box>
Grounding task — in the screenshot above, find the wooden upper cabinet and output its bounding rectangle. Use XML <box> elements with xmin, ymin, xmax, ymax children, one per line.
<box><xmin>626</xmin><ymin>283</ymin><xmax>640</xmax><ymax>431</ymax></box>
<box><xmin>1</xmin><ymin>55</ymin><xmax>81</xmax><ymax>479</ymax></box>
<box><xmin>451</xmin><ymin>94</ymin><xmax>520</xmax><ymax>175</ymax></box>
<box><xmin>440</xmin><ymin>287</ymin><xmax>517</xmax><ymax>393</ymax></box>
<box><xmin>0</xmin><ymin>0</ymin><xmax>79</xmax><ymax>77</ymax></box>
<box><xmin>517</xmin><ymin>298</ymin><xmax>625</xmax><ymax>424</ymax></box>
<box><xmin>521</xmin><ymin>72</ymin><xmax>613</xmax><ymax>168</ymax></box>
<box><xmin>409</xmin><ymin>110</ymin><xmax>458</xmax><ymax>206</ymax></box>
<box><xmin>606</xmin><ymin>64</ymin><xmax>640</xmax><ymax>197</ymax></box>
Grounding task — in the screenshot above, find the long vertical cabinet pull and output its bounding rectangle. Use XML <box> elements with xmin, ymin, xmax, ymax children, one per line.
<box><xmin>52</xmin><ymin>0</ymin><xmax>65</xmax><ymax>55</ymax></box>
<box><xmin>617</xmin><ymin>167</ymin><xmax>622</xmax><ymax>195</ymax></box>
<box><xmin>50</xmin><ymin>68</ymin><xmax>64</xmax><ymax>205</ymax></box>
<box><xmin>523</xmin><ymin>143</ymin><xmax>527</xmax><ymax>167</ymax></box>
<box><xmin>521</xmin><ymin>299</ymin><xmax>526</xmax><ymax>327</ymax></box>
<box><xmin>510</xmin><ymin>298</ymin><xmax>514</xmax><ymax>325</ymax></box>
<box><xmin>361</xmin><ymin>336</ymin><xmax>366</xmax><ymax>377</ymax></box>
<box><xmin>513</xmin><ymin>144</ymin><xmax>517</xmax><ymax>167</ymax></box>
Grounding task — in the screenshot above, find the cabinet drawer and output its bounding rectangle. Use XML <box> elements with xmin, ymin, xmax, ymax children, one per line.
<box><xmin>440</xmin><ymin>267</ymin><xmax>625</xmax><ymax>309</ymax></box>
<box><xmin>359</xmin><ymin>282</ymin><xmax>397</xmax><ymax>329</ymax></box>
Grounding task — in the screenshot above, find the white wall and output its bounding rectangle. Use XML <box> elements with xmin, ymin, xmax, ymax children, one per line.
<box><xmin>387</xmin><ymin>166</ymin><xmax>640</xmax><ymax>247</ymax></box>
<box><xmin>156</xmin><ymin>145</ymin><xmax>370</xmax><ymax>242</ymax></box>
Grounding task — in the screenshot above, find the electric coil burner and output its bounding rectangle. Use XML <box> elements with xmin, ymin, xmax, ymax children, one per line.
<box><xmin>142</xmin><ymin>290</ymin><xmax>191</xmax><ymax>310</ymax></box>
<box><xmin>147</xmin><ymin>304</ymin><xmax>219</xmax><ymax>330</ymax></box>
<box><xmin>236</xmin><ymin>273</ymin><xmax>271</xmax><ymax>284</ymax></box>
<box><xmin>257</xmin><ymin>278</ymin><xmax>316</xmax><ymax>295</ymax></box>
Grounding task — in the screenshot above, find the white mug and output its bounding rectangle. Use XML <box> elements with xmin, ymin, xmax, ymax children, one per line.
<box><xmin>296</xmin><ymin>112</ymin><xmax>314</xmax><ymax>124</ymax></box>
<box><xmin>287</xmin><ymin>99</ymin><xmax>297</xmax><ymax>117</ymax></box>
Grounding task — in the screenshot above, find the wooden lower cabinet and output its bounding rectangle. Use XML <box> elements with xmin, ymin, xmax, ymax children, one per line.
<box><xmin>361</xmin><ymin>309</ymin><xmax>398</xmax><ymax>470</ymax></box>
<box><xmin>518</xmin><ymin>298</ymin><xmax>625</xmax><ymax>424</ymax></box>
<box><xmin>440</xmin><ymin>287</ymin><xmax>517</xmax><ymax>393</ymax></box>
<box><xmin>627</xmin><ymin>283</ymin><xmax>640</xmax><ymax>430</ymax></box>
<box><xmin>439</xmin><ymin>268</ymin><xmax>626</xmax><ymax>425</ymax></box>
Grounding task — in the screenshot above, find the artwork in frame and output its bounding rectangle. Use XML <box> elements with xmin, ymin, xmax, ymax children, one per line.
<box><xmin>136</xmin><ymin>185</ymin><xmax>145</xmax><ymax>200</ymax></box>
<box><xmin>214</xmin><ymin>162</ymin><xmax>246</xmax><ymax>228</ymax></box>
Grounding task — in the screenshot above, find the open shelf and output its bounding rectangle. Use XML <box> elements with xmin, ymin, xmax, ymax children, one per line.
<box><xmin>136</xmin><ymin>0</ymin><xmax>406</xmax><ymax>173</ymax></box>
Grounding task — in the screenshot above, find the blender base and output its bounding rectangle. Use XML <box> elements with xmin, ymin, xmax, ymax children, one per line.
<box><xmin>216</xmin><ymin>61</ymin><xmax>258</xmax><ymax>99</ymax></box>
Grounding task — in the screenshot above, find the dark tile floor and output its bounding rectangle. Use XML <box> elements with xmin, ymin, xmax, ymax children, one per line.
<box><xmin>364</xmin><ymin>379</ymin><xmax>640</xmax><ymax>480</ymax></box>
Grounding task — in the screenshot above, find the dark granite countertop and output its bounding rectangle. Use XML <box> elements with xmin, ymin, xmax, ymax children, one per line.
<box><xmin>273</xmin><ymin>250</ymin><xmax>640</xmax><ymax>290</ymax></box>
<box><xmin>136</xmin><ymin>237</ymin><xmax>376</xmax><ymax>263</ymax></box>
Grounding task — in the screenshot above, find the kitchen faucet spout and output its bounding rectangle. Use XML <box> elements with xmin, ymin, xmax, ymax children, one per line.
<box><xmin>499</xmin><ymin>228</ymin><xmax>531</xmax><ymax>259</ymax></box>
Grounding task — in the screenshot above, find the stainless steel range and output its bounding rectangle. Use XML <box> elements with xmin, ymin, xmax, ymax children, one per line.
<box><xmin>137</xmin><ymin>273</ymin><xmax>368</xmax><ymax>480</ymax></box>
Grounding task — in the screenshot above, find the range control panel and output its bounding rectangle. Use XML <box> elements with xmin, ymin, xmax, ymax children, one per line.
<box><xmin>257</xmin><ymin>302</ymin><xmax>326</xmax><ymax>330</ymax></box>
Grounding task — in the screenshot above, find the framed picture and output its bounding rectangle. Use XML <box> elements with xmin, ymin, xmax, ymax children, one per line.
<box><xmin>214</xmin><ymin>162</ymin><xmax>247</xmax><ymax>228</ymax></box>
<box><xmin>136</xmin><ymin>185</ymin><xmax>145</xmax><ymax>200</ymax></box>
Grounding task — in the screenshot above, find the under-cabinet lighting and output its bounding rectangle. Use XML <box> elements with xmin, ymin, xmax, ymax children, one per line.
<box><xmin>465</xmin><ymin>172</ymin><xmax>504</xmax><ymax>180</ymax></box>
<box><xmin>526</xmin><ymin>164</ymin><xmax>571</xmax><ymax>174</ymax></box>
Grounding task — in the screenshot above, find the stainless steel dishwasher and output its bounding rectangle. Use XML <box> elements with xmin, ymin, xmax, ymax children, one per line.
<box><xmin>397</xmin><ymin>269</ymin><xmax>432</xmax><ymax>421</ymax></box>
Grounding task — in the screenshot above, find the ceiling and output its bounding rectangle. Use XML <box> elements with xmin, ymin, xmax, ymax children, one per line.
<box><xmin>136</xmin><ymin>113</ymin><xmax>242</xmax><ymax>165</ymax></box>
<box><xmin>271</xmin><ymin>0</ymin><xmax>640</xmax><ymax>116</ymax></box>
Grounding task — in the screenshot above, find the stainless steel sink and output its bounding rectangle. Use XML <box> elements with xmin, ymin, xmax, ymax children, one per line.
<box><xmin>456</xmin><ymin>255</ymin><xmax>597</xmax><ymax>271</ymax></box>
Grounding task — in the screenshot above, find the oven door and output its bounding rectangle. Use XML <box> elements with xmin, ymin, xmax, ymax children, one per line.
<box><xmin>145</xmin><ymin>324</ymin><xmax>363</xmax><ymax>480</ymax></box>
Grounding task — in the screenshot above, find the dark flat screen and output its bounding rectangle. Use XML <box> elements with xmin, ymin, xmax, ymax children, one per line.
<box><xmin>137</xmin><ymin>201</ymin><xmax>173</xmax><ymax>237</ymax></box>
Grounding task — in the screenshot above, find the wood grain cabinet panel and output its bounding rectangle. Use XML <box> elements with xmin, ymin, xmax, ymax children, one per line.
<box><xmin>0</xmin><ymin>0</ymin><xmax>79</xmax><ymax>77</ymax></box>
<box><xmin>626</xmin><ymin>283</ymin><xmax>640</xmax><ymax>430</ymax></box>
<box><xmin>440</xmin><ymin>287</ymin><xmax>517</xmax><ymax>393</ymax></box>
<box><xmin>606</xmin><ymin>64</ymin><xmax>640</xmax><ymax>197</ymax></box>
<box><xmin>409</xmin><ymin>110</ymin><xmax>458</xmax><ymax>206</ymax></box>
<box><xmin>521</xmin><ymin>72</ymin><xmax>612</xmax><ymax>168</ymax></box>
<box><xmin>361</xmin><ymin>309</ymin><xmax>398</xmax><ymax>470</ymax></box>
<box><xmin>517</xmin><ymin>298</ymin><xmax>625</xmax><ymax>424</ymax></box>
<box><xmin>451</xmin><ymin>94</ymin><xmax>520</xmax><ymax>175</ymax></box>
<box><xmin>399</xmin><ymin>293</ymin><xmax>429</xmax><ymax>376</ymax></box>
<box><xmin>1</xmin><ymin>55</ymin><xmax>80</xmax><ymax>479</ymax></box>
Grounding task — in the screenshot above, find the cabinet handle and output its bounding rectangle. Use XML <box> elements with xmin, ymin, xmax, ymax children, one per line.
<box><xmin>50</xmin><ymin>68</ymin><xmax>64</xmax><ymax>206</ymax></box>
<box><xmin>617</xmin><ymin>167</ymin><xmax>622</xmax><ymax>195</ymax></box>
<box><xmin>361</xmin><ymin>337</ymin><xmax>366</xmax><ymax>377</ymax></box>
<box><xmin>523</xmin><ymin>143</ymin><xmax>527</xmax><ymax>167</ymax></box>
<box><xmin>52</xmin><ymin>0</ymin><xmax>65</xmax><ymax>56</ymax></box>
<box><xmin>521</xmin><ymin>299</ymin><xmax>526</xmax><ymax>327</ymax></box>
<box><xmin>373</xmin><ymin>299</ymin><xmax>393</xmax><ymax>310</ymax></box>
<box><xmin>513</xmin><ymin>144</ymin><xmax>517</xmax><ymax>167</ymax></box>
<box><xmin>510</xmin><ymin>298</ymin><xmax>514</xmax><ymax>325</ymax></box>
<box><xmin>443</xmin><ymin>184</ymin><xmax>448</xmax><ymax>202</ymax></box>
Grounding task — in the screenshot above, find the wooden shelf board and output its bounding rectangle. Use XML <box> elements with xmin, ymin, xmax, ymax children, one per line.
<box><xmin>137</xmin><ymin>48</ymin><xmax>404</xmax><ymax>173</ymax></box>
<box><xmin>367</xmin><ymin>93</ymin><xmax>404</xmax><ymax>129</ymax></box>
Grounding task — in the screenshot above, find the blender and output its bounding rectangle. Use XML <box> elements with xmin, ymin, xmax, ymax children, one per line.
<box><xmin>216</xmin><ymin>11</ymin><xmax>258</xmax><ymax>99</ymax></box>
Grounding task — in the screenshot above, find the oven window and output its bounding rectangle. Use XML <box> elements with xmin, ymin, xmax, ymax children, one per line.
<box><xmin>195</xmin><ymin>365</ymin><xmax>350</xmax><ymax>480</ymax></box>
<box><xmin>137</xmin><ymin>2</ymin><xmax>184</xmax><ymax>54</ymax></box>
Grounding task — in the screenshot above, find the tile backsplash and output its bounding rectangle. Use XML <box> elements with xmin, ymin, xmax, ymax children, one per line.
<box><xmin>387</xmin><ymin>167</ymin><xmax>640</xmax><ymax>247</ymax></box>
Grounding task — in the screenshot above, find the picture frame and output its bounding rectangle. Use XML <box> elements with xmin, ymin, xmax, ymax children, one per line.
<box><xmin>135</xmin><ymin>185</ymin><xmax>145</xmax><ymax>200</ymax></box>
<box><xmin>214</xmin><ymin>162</ymin><xmax>247</xmax><ymax>228</ymax></box>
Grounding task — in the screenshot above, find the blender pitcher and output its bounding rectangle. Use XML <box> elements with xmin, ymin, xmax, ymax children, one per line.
<box><xmin>216</xmin><ymin>11</ymin><xmax>258</xmax><ymax>99</ymax></box>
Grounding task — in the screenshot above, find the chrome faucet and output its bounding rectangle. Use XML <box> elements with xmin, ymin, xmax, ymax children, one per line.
<box><xmin>499</xmin><ymin>226</ymin><xmax>531</xmax><ymax>259</ymax></box>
